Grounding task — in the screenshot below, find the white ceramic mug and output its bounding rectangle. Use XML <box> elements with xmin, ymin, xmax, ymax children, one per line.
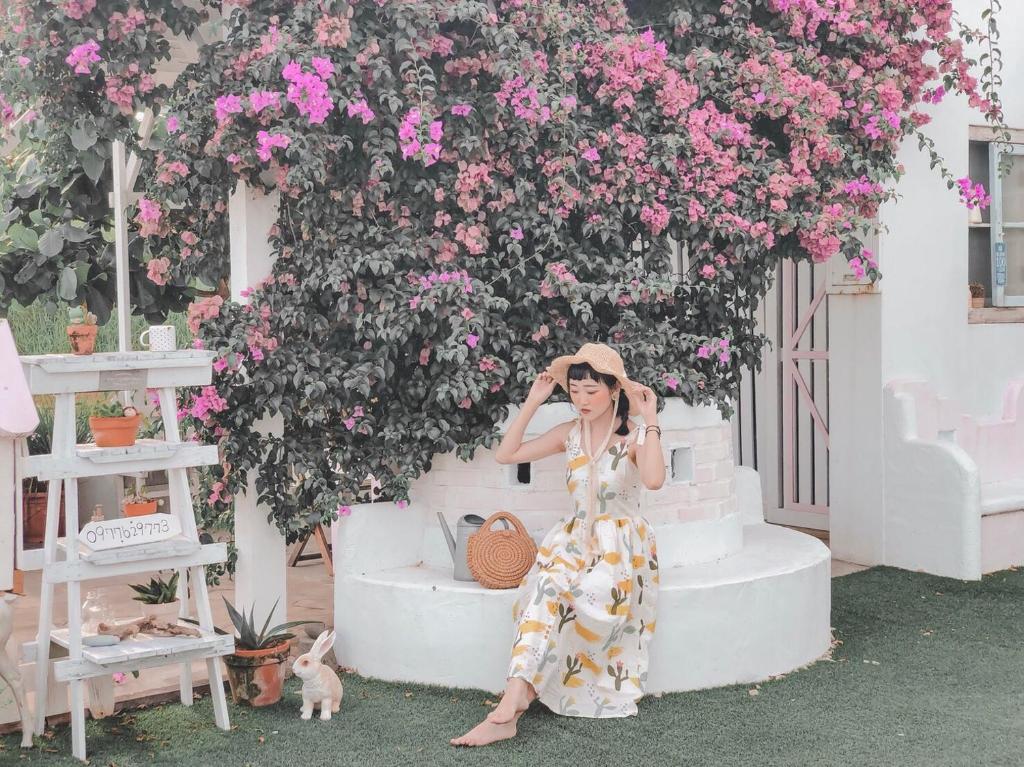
<box><xmin>139</xmin><ymin>325</ymin><xmax>176</xmax><ymax>352</ymax></box>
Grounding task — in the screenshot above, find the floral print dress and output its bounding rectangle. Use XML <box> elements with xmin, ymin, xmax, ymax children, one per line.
<box><xmin>507</xmin><ymin>417</ymin><xmax>659</xmax><ymax>718</ymax></box>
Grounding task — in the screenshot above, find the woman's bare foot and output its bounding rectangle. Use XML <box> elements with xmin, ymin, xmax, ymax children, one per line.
<box><xmin>450</xmin><ymin>710</ymin><xmax>524</xmax><ymax>748</ymax></box>
<box><xmin>486</xmin><ymin>677</ymin><xmax>536</xmax><ymax>724</ymax></box>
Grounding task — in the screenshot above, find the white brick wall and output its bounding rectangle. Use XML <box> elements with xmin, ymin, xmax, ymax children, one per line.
<box><xmin>414</xmin><ymin>402</ymin><xmax>738</xmax><ymax>530</ymax></box>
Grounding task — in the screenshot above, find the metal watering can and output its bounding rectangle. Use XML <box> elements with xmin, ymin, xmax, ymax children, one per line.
<box><xmin>437</xmin><ymin>512</ymin><xmax>509</xmax><ymax>581</ymax></box>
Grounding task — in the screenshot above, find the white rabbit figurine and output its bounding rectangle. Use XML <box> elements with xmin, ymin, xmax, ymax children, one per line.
<box><xmin>292</xmin><ymin>629</ymin><xmax>343</xmax><ymax>720</ymax></box>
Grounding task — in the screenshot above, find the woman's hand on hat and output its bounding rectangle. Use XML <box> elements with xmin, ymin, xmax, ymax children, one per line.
<box><xmin>526</xmin><ymin>371</ymin><xmax>556</xmax><ymax>406</ymax></box>
<box><xmin>629</xmin><ymin>382</ymin><xmax>658</xmax><ymax>421</ymax></box>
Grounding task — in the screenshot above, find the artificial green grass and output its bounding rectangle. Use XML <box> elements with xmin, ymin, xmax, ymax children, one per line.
<box><xmin>3</xmin><ymin>565</ymin><xmax>1022</xmax><ymax>766</ymax></box>
<box><xmin>5</xmin><ymin>301</ymin><xmax>191</xmax><ymax>357</ymax></box>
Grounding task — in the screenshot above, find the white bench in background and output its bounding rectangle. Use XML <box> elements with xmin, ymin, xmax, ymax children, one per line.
<box><xmin>884</xmin><ymin>379</ymin><xmax>1024</xmax><ymax>580</ymax></box>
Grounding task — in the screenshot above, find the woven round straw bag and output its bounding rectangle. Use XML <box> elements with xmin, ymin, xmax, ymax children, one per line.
<box><xmin>466</xmin><ymin>511</ymin><xmax>537</xmax><ymax>589</ymax></box>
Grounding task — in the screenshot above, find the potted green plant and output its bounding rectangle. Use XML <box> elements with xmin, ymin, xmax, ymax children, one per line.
<box><xmin>969</xmin><ymin>282</ymin><xmax>985</xmax><ymax>309</ymax></box>
<box><xmin>122</xmin><ymin>485</ymin><xmax>162</xmax><ymax>517</ymax></box>
<box><xmin>128</xmin><ymin>572</ymin><xmax>180</xmax><ymax>623</ymax></box>
<box><xmin>66</xmin><ymin>305</ymin><xmax>98</xmax><ymax>355</ymax></box>
<box><xmin>88</xmin><ymin>398</ymin><xmax>142</xmax><ymax>448</ymax></box>
<box><xmin>221</xmin><ymin>598</ymin><xmax>315</xmax><ymax>707</ymax></box>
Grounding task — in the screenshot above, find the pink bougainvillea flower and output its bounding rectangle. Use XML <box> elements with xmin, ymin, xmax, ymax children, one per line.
<box><xmin>248</xmin><ymin>90</ymin><xmax>281</xmax><ymax>114</ymax></box>
<box><xmin>451</xmin><ymin>104</ymin><xmax>473</xmax><ymax>116</ymax></box>
<box><xmin>396</xmin><ymin>499</ymin><xmax>408</xmax><ymax>509</ymax></box>
<box><xmin>166</xmin><ymin>115</ymin><xmax>180</xmax><ymax>133</ymax></box>
<box><xmin>65</xmin><ymin>40</ymin><xmax>101</xmax><ymax>75</ymax></box>
<box><xmin>697</xmin><ymin>345</ymin><xmax>711</xmax><ymax>359</ymax></box>
<box><xmin>466</xmin><ymin>333</ymin><xmax>479</xmax><ymax>348</ymax></box>
<box><xmin>214</xmin><ymin>94</ymin><xmax>243</xmax><ymax>123</ymax></box>
<box><xmin>346</xmin><ymin>99</ymin><xmax>375</xmax><ymax>124</ymax></box>
<box><xmin>510</xmin><ymin>227</ymin><xmax>524</xmax><ymax>241</ymax></box>
<box><xmin>343</xmin><ymin>416</ymin><xmax>356</xmax><ymax>430</ymax></box>
<box><xmin>428</xmin><ymin>120</ymin><xmax>444</xmax><ymax>141</ymax></box>
<box><xmin>664</xmin><ymin>375</ymin><xmax>679</xmax><ymax>391</ymax></box>
<box><xmin>338</xmin><ymin>505</ymin><xmax>352</xmax><ymax>517</ymax></box>
<box><xmin>701</xmin><ymin>264</ymin><xmax>717</xmax><ymax>279</ymax></box>
<box><xmin>256</xmin><ymin>130</ymin><xmax>291</xmax><ymax>162</ymax></box>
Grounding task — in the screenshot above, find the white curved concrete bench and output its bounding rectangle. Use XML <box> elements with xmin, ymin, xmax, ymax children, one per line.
<box><xmin>333</xmin><ymin>504</ymin><xmax>830</xmax><ymax>694</ymax></box>
<box><xmin>333</xmin><ymin>399</ymin><xmax>831</xmax><ymax>693</ymax></box>
<box><xmin>884</xmin><ymin>379</ymin><xmax>1024</xmax><ymax>580</ymax></box>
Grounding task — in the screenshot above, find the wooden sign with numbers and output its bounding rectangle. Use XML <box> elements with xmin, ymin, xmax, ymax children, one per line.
<box><xmin>80</xmin><ymin>515</ymin><xmax>181</xmax><ymax>551</ymax></box>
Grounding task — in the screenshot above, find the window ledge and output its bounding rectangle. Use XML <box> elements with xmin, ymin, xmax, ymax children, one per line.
<box><xmin>968</xmin><ymin>307</ymin><xmax>1024</xmax><ymax>324</ymax></box>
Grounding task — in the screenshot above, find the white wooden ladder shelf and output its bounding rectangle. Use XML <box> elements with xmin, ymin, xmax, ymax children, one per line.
<box><xmin>17</xmin><ymin>351</ymin><xmax>233</xmax><ymax>761</ymax></box>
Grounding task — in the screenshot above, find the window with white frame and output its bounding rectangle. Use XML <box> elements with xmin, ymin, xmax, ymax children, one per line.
<box><xmin>968</xmin><ymin>127</ymin><xmax>1024</xmax><ymax>307</ymax></box>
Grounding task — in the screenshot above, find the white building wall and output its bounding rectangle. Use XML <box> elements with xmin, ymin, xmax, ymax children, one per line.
<box><xmin>829</xmin><ymin>0</ymin><xmax>1024</xmax><ymax>567</ymax></box>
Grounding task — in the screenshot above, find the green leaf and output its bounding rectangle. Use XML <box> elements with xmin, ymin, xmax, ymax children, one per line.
<box><xmin>57</xmin><ymin>266</ymin><xmax>77</xmax><ymax>301</ymax></box>
<box><xmin>39</xmin><ymin>228</ymin><xmax>64</xmax><ymax>258</ymax></box>
<box><xmin>81</xmin><ymin>151</ymin><xmax>106</xmax><ymax>183</ymax></box>
<box><xmin>70</xmin><ymin>123</ymin><xmax>98</xmax><ymax>151</ymax></box>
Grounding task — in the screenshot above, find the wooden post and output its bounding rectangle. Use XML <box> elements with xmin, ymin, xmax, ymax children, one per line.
<box><xmin>228</xmin><ymin>181</ymin><xmax>287</xmax><ymax>626</ymax></box>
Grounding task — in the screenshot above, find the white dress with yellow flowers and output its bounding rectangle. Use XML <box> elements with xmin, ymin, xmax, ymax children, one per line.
<box><xmin>507</xmin><ymin>417</ymin><xmax>659</xmax><ymax>718</ymax></box>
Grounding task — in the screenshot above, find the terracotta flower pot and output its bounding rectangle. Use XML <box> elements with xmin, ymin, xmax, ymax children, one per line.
<box><xmin>22</xmin><ymin>488</ymin><xmax>66</xmax><ymax>547</ymax></box>
<box><xmin>224</xmin><ymin>641</ymin><xmax>291</xmax><ymax>707</ymax></box>
<box><xmin>89</xmin><ymin>414</ymin><xmax>142</xmax><ymax>448</ymax></box>
<box><xmin>970</xmin><ymin>297</ymin><xmax>985</xmax><ymax>309</ymax></box>
<box><xmin>123</xmin><ymin>500</ymin><xmax>158</xmax><ymax>517</ymax></box>
<box><xmin>67</xmin><ymin>324</ymin><xmax>98</xmax><ymax>355</ymax></box>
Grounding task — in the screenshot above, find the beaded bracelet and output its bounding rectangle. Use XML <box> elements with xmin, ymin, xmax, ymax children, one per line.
<box><xmin>645</xmin><ymin>425</ymin><xmax>662</xmax><ymax>436</ymax></box>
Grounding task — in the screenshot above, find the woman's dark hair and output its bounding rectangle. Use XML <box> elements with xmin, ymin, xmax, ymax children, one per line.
<box><xmin>567</xmin><ymin>362</ymin><xmax>630</xmax><ymax>435</ymax></box>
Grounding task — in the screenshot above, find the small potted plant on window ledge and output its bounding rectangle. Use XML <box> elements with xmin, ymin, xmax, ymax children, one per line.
<box><xmin>122</xmin><ymin>485</ymin><xmax>163</xmax><ymax>517</ymax></box>
<box><xmin>88</xmin><ymin>399</ymin><xmax>142</xmax><ymax>447</ymax></box>
<box><xmin>221</xmin><ymin>598</ymin><xmax>316</xmax><ymax>707</ymax></box>
<box><xmin>128</xmin><ymin>572</ymin><xmax>180</xmax><ymax>623</ymax></box>
<box><xmin>66</xmin><ymin>305</ymin><xmax>98</xmax><ymax>355</ymax></box>
<box><xmin>969</xmin><ymin>282</ymin><xmax>985</xmax><ymax>309</ymax></box>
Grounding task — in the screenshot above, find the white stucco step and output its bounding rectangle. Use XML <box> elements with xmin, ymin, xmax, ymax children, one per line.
<box><xmin>336</xmin><ymin>523</ymin><xmax>832</xmax><ymax>694</ymax></box>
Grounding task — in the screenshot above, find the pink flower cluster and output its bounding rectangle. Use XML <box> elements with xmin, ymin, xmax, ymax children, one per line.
<box><xmin>105</xmin><ymin>64</ymin><xmax>156</xmax><ymax>115</ymax></box>
<box><xmin>65</xmin><ymin>40</ymin><xmax>101</xmax><ymax>75</ymax></box>
<box><xmin>188</xmin><ymin>386</ymin><xmax>228</xmax><ymax>422</ymax></box>
<box><xmin>249</xmin><ymin>90</ymin><xmax>282</xmax><ymax>115</ymax></box>
<box><xmin>108</xmin><ymin>8</ymin><xmax>146</xmax><ymax>41</ymax></box>
<box><xmin>399</xmin><ymin>109</ymin><xmax>444</xmax><ymax>166</ymax></box>
<box><xmin>540</xmin><ymin>262</ymin><xmax>579</xmax><ymax>298</ymax></box>
<box><xmin>956</xmin><ymin>177</ymin><xmax>991</xmax><ymax>210</ymax></box>
<box><xmin>146</xmin><ymin>257</ymin><xmax>170</xmax><ymax>286</ymax></box>
<box><xmin>346</xmin><ymin>98</ymin><xmax>375</xmax><ymax>124</ymax></box>
<box><xmin>697</xmin><ymin>338</ymin><xmax>732</xmax><ymax>365</ymax></box>
<box><xmin>155</xmin><ymin>156</ymin><xmax>189</xmax><ymax>184</ymax></box>
<box><xmin>61</xmin><ymin>0</ymin><xmax>96</xmax><ymax>20</ymax></box>
<box><xmin>256</xmin><ymin>130</ymin><xmax>291</xmax><ymax>162</ymax></box>
<box><xmin>343</xmin><ymin>405</ymin><xmax>365</xmax><ymax>431</ymax></box>
<box><xmin>214</xmin><ymin>94</ymin><xmax>243</xmax><ymax>123</ymax></box>
<box><xmin>408</xmin><ymin>269</ymin><xmax>474</xmax><ymax>308</ymax></box>
<box><xmin>134</xmin><ymin>198</ymin><xmax>163</xmax><ymax>237</ymax></box>
<box><xmin>282</xmin><ymin>59</ymin><xmax>335</xmax><ymax>124</ymax></box>
<box><xmin>454</xmin><ymin>221</ymin><xmax>487</xmax><ymax>255</ymax></box>
<box><xmin>640</xmin><ymin>201</ymin><xmax>670</xmax><ymax>236</ymax></box>
<box><xmin>495</xmin><ymin>76</ymin><xmax>550</xmax><ymax>125</ymax></box>
<box><xmin>187</xmin><ymin>295</ymin><xmax>223</xmax><ymax>334</ymax></box>
<box><xmin>315</xmin><ymin>12</ymin><xmax>352</xmax><ymax>48</ymax></box>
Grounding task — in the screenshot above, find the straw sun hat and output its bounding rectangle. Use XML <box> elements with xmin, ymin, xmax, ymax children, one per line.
<box><xmin>545</xmin><ymin>342</ymin><xmax>641</xmax><ymax>416</ymax></box>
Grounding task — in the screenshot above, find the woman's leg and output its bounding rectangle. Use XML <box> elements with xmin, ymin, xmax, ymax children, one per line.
<box><xmin>450</xmin><ymin>676</ymin><xmax>537</xmax><ymax>747</ymax></box>
<box><xmin>487</xmin><ymin>676</ymin><xmax>537</xmax><ymax>723</ymax></box>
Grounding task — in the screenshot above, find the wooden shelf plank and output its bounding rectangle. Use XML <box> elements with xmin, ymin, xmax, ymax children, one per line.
<box><xmin>20</xmin><ymin>631</ymin><xmax>235</xmax><ymax>682</ymax></box>
<box><xmin>45</xmin><ymin>542</ymin><xmax>228</xmax><ymax>583</ymax></box>
<box><xmin>20</xmin><ymin>351</ymin><xmax>215</xmax><ymax>394</ymax></box>
<box><xmin>23</xmin><ymin>442</ymin><xmax>217</xmax><ymax>480</ymax></box>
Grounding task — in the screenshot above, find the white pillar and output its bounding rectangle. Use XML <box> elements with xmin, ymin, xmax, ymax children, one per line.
<box><xmin>228</xmin><ymin>181</ymin><xmax>287</xmax><ymax>625</ymax></box>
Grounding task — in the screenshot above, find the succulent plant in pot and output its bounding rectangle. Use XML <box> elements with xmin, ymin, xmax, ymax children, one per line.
<box><xmin>122</xmin><ymin>485</ymin><xmax>162</xmax><ymax>518</ymax></box>
<box><xmin>221</xmin><ymin>598</ymin><xmax>317</xmax><ymax>707</ymax></box>
<box><xmin>88</xmin><ymin>398</ymin><xmax>142</xmax><ymax>448</ymax></box>
<box><xmin>128</xmin><ymin>572</ymin><xmax>180</xmax><ymax>623</ymax></box>
<box><xmin>66</xmin><ymin>305</ymin><xmax>98</xmax><ymax>355</ymax></box>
